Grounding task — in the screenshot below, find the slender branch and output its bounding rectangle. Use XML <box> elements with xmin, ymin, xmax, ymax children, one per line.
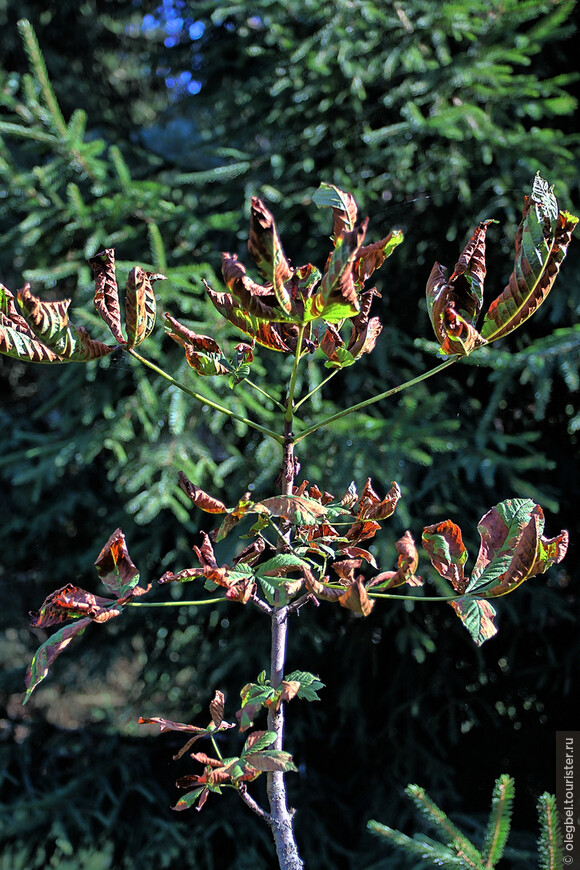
<box><xmin>284</xmin><ymin>324</ymin><xmax>307</xmax><ymax>425</ymax></box>
<box><xmin>127</xmin><ymin>348</ymin><xmax>284</xmax><ymax>444</ymax></box>
<box><xmin>244</xmin><ymin>377</ymin><xmax>286</xmax><ymax>411</ymax></box>
<box><xmin>295</xmin><ymin>356</ymin><xmax>459</xmax><ymax>443</ymax></box>
<box><xmin>368</xmin><ymin>591</ymin><xmax>462</xmax><ymax>602</ymax></box>
<box><xmin>293</xmin><ymin>367</ymin><xmax>341</xmax><ymax>411</ymax></box>
<box><xmin>126</xmin><ymin>597</ymin><xmax>227</xmax><ymax>607</ymax></box>
<box><xmin>237</xmin><ymin>784</ymin><xmax>272</xmax><ymax>823</ymax></box>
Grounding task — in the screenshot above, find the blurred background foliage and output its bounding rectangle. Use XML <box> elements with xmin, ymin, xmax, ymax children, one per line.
<box><xmin>1</xmin><ymin>0</ymin><xmax>579</xmax><ymax>867</ymax></box>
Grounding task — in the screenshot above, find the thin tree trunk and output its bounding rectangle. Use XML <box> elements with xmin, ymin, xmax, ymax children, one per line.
<box><xmin>265</xmin><ymin>419</ymin><xmax>304</xmax><ymax>869</ymax></box>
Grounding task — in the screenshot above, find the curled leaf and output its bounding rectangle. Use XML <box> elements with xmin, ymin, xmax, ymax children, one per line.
<box><xmin>89</xmin><ymin>248</ymin><xmax>125</xmax><ymax>344</ymax></box>
<box><xmin>178</xmin><ymin>471</ymin><xmax>227</xmax><ymax>514</ymax></box>
<box><xmin>422</xmin><ymin>520</ymin><xmax>468</xmax><ymax>593</ymax></box>
<box><xmin>356</xmin><ymin>479</ymin><xmax>401</xmax><ymax>521</ymax></box>
<box><xmin>467</xmin><ymin>499</ymin><xmax>568</xmax><ymax>598</ymax></box>
<box><xmin>248</xmin><ymin>197</ymin><xmax>293</xmax><ymax>314</ymax></box>
<box><xmin>125</xmin><ymin>267</ymin><xmax>163</xmax><ymax>348</ymax></box>
<box><xmin>426</xmin><ymin>219</ymin><xmax>494</xmax><ymax>356</ymax></box>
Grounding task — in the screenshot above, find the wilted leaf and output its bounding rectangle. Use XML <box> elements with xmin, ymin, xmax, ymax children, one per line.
<box><xmin>256</xmin><ymin>495</ymin><xmax>327</xmax><ymax>524</ymax></box>
<box><xmin>30</xmin><ymin>583</ymin><xmax>121</xmax><ymax>628</ymax></box>
<box><xmin>422</xmin><ymin>520</ymin><xmax>468</xmax><ymax>593</ymax></box>
<box><xmin>310</xmin><ymin>220</ymin><xmax>368</xmax><ymax>320</ymax></box>
<box><xmin>125</xmin><ymin>267</ymin><xmax>163</xmax><ymax>348</ymax></box>
<box><xmin>178</xmin><ymin>471</ymin><xmax>227</xmax><ymax>513</ymax></box>
<box><xmin>481</xmin><ymin>180</ymin><xmax>578</xmax><ymax>343</ymax></box>
<box><xmin>25</xmin><ymin>618</ymin><xmax>92</xmax><ymax>700</ymax></box>
<box><xmin>94</xmin><ymin>528</ymin><xmax>141</xmax><ymax>598</ymax></box>
<box><xmin>203</xmin><ymin>279</ymin><xmax>292</xmax><ymax>351</ymax></box>
<box><xmin>370</xmin><ymin>531</ymin><xmax>422</xmax><ymax>589</ymax></box>
<box><xmin>222</xmin><ymin>253</ymin><xmax>285</xmax><ymax>322</ymax></box>
<box><xmin>165</xmin><ymin>314</ymin><xmax>230</xmax><ymax>376</ymax></box>
<box><xmin>338</xmin><ymin>577</ymin><xmax>374</xmax><ymax>616</ymax></box>
<box><xmin>248</xmin><ymin>197</ymin><xmax>293</xmax><ymax>314</ymax></box>
<box><xmin>426</xmin><ymin>219</ymin><xmax>494</xmax><ymax>356</ymax></box>
<box><xmin>17</xmin><ymin>284</ymin><xmax>115</xmax><ymax>362</ymax></box>
<box><xmin>467</xmin><ymin>499</ymin><xmax>568</xmax><ymax>598</ymax></box>
<box><xmin>89</xmin><ymin>248</ymin><xmax>125</xmax><ymax>344</ymax></box>
<box><xmin>356</xmin><ymin>479</ymin><xmax>401</xmax><ymax>520</ymax></box>
<box><xmin>355</xmin><ymin>230</ymin><xmax>404</xmax><ymax>285</ymax></box>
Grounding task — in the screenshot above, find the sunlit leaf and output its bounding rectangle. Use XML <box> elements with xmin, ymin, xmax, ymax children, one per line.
<box><xmin>449</xmin><ymin>597</ymin><xmax>498</xmax><ymax>646</ymax></box>
<box><xmin>125</xmin><ymin>266</ymin><xmax>163</xmax><ymax>348</ymax></box>
<box><xmin>178</xmin><ymin>471</ymin><xmax>227</xmax><ymax>513</ymax></box>
<box><xmin>356</xmin><ymin>479</ymin><xmax>401</xmax><ymax>520</ymax></box>
<box><xmin>481</xmin><ymin>175</ymin><xmax>578</xmax><ymax>343</ymax></box>
<box><xmin>94</xmin><ymin>527</ymin><xmax>141</xmax><ymax>598</ymax></box>
<box><xmin>426</xmin><ymin>219</ymin><xmax>494</xmax><ymax>356</ymax></box>
<box><xmin>256</xmin><ymin>495</ymin><xmax>328</xmax><ymax>524</ymax></box>
<box><xmin>17</xmin><ymin>284</ymin><xmax>115</xmax><ymax>361</ymax></box>
<box><xmin>466</xmin><ymin>499</ymin><xmax>568</xmax><ymax>598</ymax></box>
<box><xmin>312</xmin><ymin>182</ymin><xmax>358</xmax><ymax>236</ymax></box>
<box><xmin>248</xmin><ymin>197</ymin><xmax>293</xmax><ymax>314</ymax></box>
<box><xmin>89</xmin><ymin>248</ymin><xmax>125</xmax><ymax>344</ymax></box>
<box><xmin>30</xmin><ymin>583</ymin><xmax>122</xmax><ymax>628</ymax></box>
<box><xmin>203</xmin><ymin>279</ymin><xmax>291</xmax><ymax>351</ymax></box>
<box><xmin>422</xmin><ymin>520</ymin><xmax>468</xmax><ymax>593</ymax></box>
<box><xmin>370</xmin><ymin>531</ymin><xmax>422</xmax><ymax>589</ymax></box>
<box><xmin>165</xmin><ymin>313</ymin><xmax>230</xmax><ymax>375</ymax></box>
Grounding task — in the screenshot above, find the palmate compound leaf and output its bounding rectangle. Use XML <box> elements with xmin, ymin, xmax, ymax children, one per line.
<box><xmin>0</xmin><ymin>282</ymin><xmax>114</xmax><ymax>363</ymax></box>
<box><xmin>25</xmin><ymin>530</ymin><xmax>151</xmax><ymax>698</ymax></box>
<box><xmin>480</xmin><ymin>184</ymin><xmax>578</xmax><ymax>343</ymax></box>
<box><xmin>426</xmin><ymin>219</ymin><xmax>495</xmax><ymax>356</ymax></box>
<box><xmin>427</xmin><ymin>174</ymin><xmax>578</xmax><ymax>356</ymax></box>
<box><xmin>422</xmin><ymin>499</ymin><xmax>568</xmax><ymax>645</ymax></box>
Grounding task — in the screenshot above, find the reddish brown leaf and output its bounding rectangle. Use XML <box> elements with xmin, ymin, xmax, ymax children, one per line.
<box><xmin>94</xmin><ymin>528</ymin><xmax>140</xmax><ymax>597</ymax></box>
<box><xmin>256</xmin><ymin>495</ymin><xmax>327</xmax><ymax>523</ymax></box>
<box><xmin>356</xmin><ymin>479</ymin><xmax>401</xmax><ymax>520</ymax></box>
<box><xmin>178</xmin><ymin>471</ymin><xmax>227</xmax><ymax>514</ymax></box>
<box><xmin>345</xmin><ymin>519</ymin><xmax>381</xmax><ymax>544</ymax></box>
<box><xmin>209</xmin><ymin>690</ymin><xmax>226</xmax><ymax>729</ymax></box>
<box><xmin>125</xmin><ymin>266</ymin><xmax>163</xmax><ymax>348</ymax></box>
<box><xmin>222</xmin><ymin>253</ymin><xmax>282</xmax><ymax>321</ymax></box>
<box><xmin>347</xmin><ymin>315</ymin><xmax>382</xmax><ymax>359</ymax></box>
<box><xmin>422</xmin><ymin>520</ymin><xmax>468</xmax><ymax>593</ymax></box>
<box><xmin>30</xmin><ymin>584</ymin><xmax>121</xmax><ymax>628</ymax></box>
<box><xmin>369</xmin><ymin>531</ymin><xmax>422</xmax><ymax>589</ymax></box>
<box><xmin>89</xmin><ymin>248</ymin><xmax>125</xmax><ymax>344</ymax></box>
<box><xmin>338</xmin><ymin>578</ymin><xmax>374</xmax><ymax>616</ymax></box>
<box><xmin>248</xmin><ymin>197</ymin><xmax>293</xmax><ymax>314</ymax></box>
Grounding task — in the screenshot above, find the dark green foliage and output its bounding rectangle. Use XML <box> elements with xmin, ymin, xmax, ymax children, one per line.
<box><xmin>368</xmin><ymin>775</ymin><xmax>562</xmax><ymax>869</ymax></box>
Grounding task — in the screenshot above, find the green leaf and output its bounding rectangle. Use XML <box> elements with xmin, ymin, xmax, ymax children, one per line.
<box><xmin>481</xmin><ymin>175</ymin><xmax>578</xmax><ymax>343</ymax></box>
<box><xmin>284</xmin><ymin>670</ymin><xmax>325</xmax><ymax>702</ymax></box>
<box><xmin>243</xmin><ymin>730</ymin><xmax>277</xmax><ymax>754</ymax></box>
<box><xmin>312</xmin><ymin>182</ymin><xmax>358</xmax><ymax>235</ymax></box>
<box><xmin>449</xmin><ymin>596</ymin><xmax>498</xmax><ymax>646</ymax></box>
<box><xmin>537</xmin><ymin>792</ymin><xmax>563</xmax><ymax>870</ymax></box>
